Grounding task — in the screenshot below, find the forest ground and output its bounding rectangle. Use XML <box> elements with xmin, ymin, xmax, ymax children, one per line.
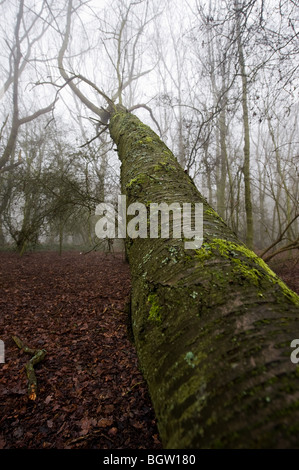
<box><xmin>0</xmin><ymin>249</ymin><xmax>298</xmax><ymax>449</ymax></box>
<box><xmin>0</xmin><ymin>250</ymin><xmax>161</xmax><ymax>449</ymax></box>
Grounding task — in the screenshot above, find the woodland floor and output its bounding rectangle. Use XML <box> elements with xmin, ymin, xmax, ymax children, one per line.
<box><xmin>0</xmin><ymin>249</ymin><xmax>298</xmax><ymax>450</ymax></box>
<box><xmin>0</xmin><ymin>251</ymin><xmax>162</xmax><ymax>449</ymax></box>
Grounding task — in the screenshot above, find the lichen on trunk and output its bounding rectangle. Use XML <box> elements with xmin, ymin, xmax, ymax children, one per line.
<box><xmin>109</xmin><ymin>109</ymin><xmax>299</xmax><ymax>449</ymax></box>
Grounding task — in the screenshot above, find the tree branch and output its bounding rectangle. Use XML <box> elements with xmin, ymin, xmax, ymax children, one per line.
<box><xmin>128</xmin><ymin>103</ymin><xmax>162</xmax><ymax>135</ymax></box>
<box><xmin>261</xmin><ymin>213</ymin><xmax>299</xmax><ymax>261</ymax></box>
<box><xmin>58</xmin><ymin>0</ymin><xmax>112</xmax><ymax>121</ymax></box>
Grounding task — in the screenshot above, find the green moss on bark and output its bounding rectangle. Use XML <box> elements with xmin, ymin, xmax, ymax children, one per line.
<box><xmin>109</xmin><ymin>108</ymin><xmax>299</xmax><ymax>449</ymax></box>
<box><xmin>195</xmin><ymin>238</ymin><xmax>299</xmax><ymax>305</ymax></box>
<box><xmin>148</xmin><ymin>293</ymin><xmax>163</xmax><ymax>323</ymax></box>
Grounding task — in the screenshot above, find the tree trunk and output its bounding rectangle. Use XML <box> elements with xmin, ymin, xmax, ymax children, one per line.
<box><xmin>108</xmin><ymin>108</ymin><xmax>299</xmax><ymax>449</ymax></box>
<box><xmin>109</xmin><ymin>108</ymin><xmax>299</xmax><ymax>449</ymax></box>
<box><xmin>234</xmin><ymin>0</ymin><xmax>254</xmax><ymax>249</ymax></box>
<box><xmin>217</xmin><ymin>106</ymin><xmax>227</xmax><ymax>219</ymax></box>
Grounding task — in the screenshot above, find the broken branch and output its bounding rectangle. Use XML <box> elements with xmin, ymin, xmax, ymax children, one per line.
<box><xmin>12</xmin><ymin>335</ymin><xmax>47</xmax><ymax>400</ymax></box>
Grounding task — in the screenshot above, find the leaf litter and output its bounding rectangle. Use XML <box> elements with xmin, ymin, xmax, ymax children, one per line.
<box><xmin>0</xmin><ymin>251</ymin><xmax>162</xmax><ymax>449</ymax></box>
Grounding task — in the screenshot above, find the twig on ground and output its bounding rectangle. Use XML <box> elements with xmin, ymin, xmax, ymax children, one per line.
<box><xmin>12</xmin><ymin>335</ymin><xmax>47</xmax><ymax>400</ymax></box>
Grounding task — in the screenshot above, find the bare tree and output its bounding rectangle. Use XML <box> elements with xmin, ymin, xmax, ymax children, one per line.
<box><xmin>0</xmin><ymin>0</ymin><xmax>57</xmax><ymax>173</ymax></box>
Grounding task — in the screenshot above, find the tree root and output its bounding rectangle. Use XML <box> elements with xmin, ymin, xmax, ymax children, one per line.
<box><xmin>12</xmin><ymin>335</ymin><xmax>47</xmax><ymax>400</ymax></box>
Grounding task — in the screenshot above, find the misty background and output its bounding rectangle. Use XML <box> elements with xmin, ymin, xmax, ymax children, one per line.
<box><xmin>0</xmin><ymin>0</ymin><xmax>298</xmax><ymax>259</ymax></box>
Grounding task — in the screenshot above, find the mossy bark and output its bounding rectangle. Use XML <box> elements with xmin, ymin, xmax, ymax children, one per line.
<box><xmin>109</xmin><ymin>109</ymin><xmax>299</xmax><ymax>449</ymax></box>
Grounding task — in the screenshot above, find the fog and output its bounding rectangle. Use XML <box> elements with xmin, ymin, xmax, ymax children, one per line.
<box><xmin>0</xmin><ymin>0</ymin><xmax>298</xmax><ymax>257</ymax></box>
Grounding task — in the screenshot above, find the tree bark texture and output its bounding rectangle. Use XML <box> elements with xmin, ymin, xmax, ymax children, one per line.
<box><xmin>109</xmin><ymin>109</ymin><xmax>299</xmax><ymax>449</ymax></box>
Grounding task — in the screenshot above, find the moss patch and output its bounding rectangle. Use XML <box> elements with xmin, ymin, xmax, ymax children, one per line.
<box><xmin>195</xmin><ymin>238</ymin><xmax>299</xmax><ymax>306</ymax></box>
<box><xmin>148</xmin><ymin>293</ymin><xmax>163</xmax><ymax>323</ymax></box>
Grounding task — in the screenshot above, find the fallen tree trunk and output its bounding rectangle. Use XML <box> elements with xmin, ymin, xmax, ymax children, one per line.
<box><xmin>109</xmin><ymin>109</ymin><xmax>299</xmax><ymax>449</ymax></box>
